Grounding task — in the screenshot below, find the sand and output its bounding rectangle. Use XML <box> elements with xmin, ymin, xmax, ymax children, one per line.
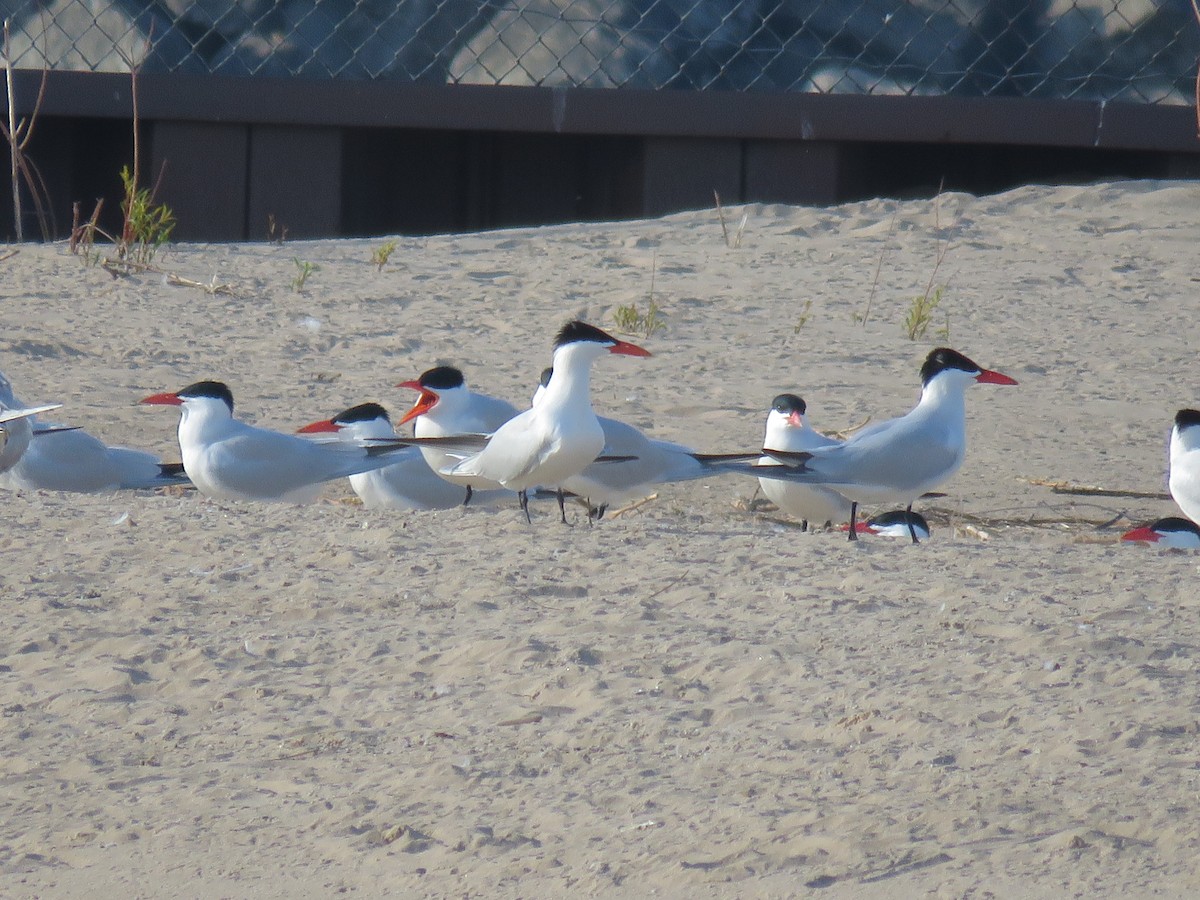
<box><xmin>1</xmin><ymin>180</ymin><xmax>1199</xmax><ymax>898</ymax></box>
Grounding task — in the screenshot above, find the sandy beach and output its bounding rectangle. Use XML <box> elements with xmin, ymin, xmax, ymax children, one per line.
<box><xmin>1</xmin><ymin>179</ymin><xmax>1199</xmax><ymax>897</ymax></box>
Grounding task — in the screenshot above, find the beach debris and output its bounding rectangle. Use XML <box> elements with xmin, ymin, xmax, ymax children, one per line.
<box><xmin>606</xmin><ymin>493</ymin><xmax>659</xmax><ymax>518</ymax></box>
<box><xmin>165</xmin><ymin>272</ymin><xmax>236</xmax><ymax>295</ymax></box>
<box><xmin>713</xmin><ymin>189</ymin><xmax>748</xmax><ymax>249</ymax></box>
<box><xmin>621</xmin><ymin>820</ymin><xmax>661</xmax><ymax>832</ymax></box>
<box><xmin>380</xmin><ymin>823</ymin><xmax>407</xmax><ymax>845</ymax></box>
<box><xmin>1026</xmin><ymin>478</ymin><xmax>1171</xmax><ymax>500</ymax></box>
<box><xmin>959</xmin><ymin>523</ymin><xmax>989</xmax><ymax>541</ymax></box>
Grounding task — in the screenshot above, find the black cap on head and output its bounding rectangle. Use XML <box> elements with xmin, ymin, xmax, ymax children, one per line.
<box><xmin>555</xmin><ymin>320</ymin><xmax>617</xmax><ymax>349</ymax></box>
<box><xmin>177</xmin><ymin>380</ymin><xmax>234</xmax><ymax>413</ymax></box>
<box><xmin>920</xmin><ymin>348</ymin><xmax>981</xmax><ymax>386</ymax></box>
<box><xmin>1175</xmin><ymin>409</ymin><xmax>1200</xmax><ymax>431</ymax></box>
<box><xmin>419</xmin><ymin>366</ymin><xmax>465</xmax><ymax>390</ymax></box>
<box><xmin>771</xmin><ymin>393</ymin><xmax>807</xmax><ymax>416</ymax></box>
<box><xmin>870</xmin><ymin>509</ymin><xmax>929</xmax><ymax>530</ymax></box>
<box><xmin>1152</xmin><ymin>516</ymin><xmax>1200</xmax><ymax>534</ymax></box>
<box><xmin>334</xmin><ymin>402</ymin><xmax>390</xmax><ymax>425</ymax></box>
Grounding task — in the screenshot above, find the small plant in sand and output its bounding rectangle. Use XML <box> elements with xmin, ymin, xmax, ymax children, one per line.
<box><xmin>901</xmin><ymin>184</ymin><xmax>953</xmax><ymax>341</ymax></box>
<box><xmin>792</xmin><ymin>299</ymin><xmax>814</xmax><ymax>334</ymax></box>
<box><xmin>903</xmin><ymin>284</ymin><xmax>946</xmax><ymax>341</ymax></box>
<box><xmin>371</xmin><ymin>239</ymin><xmax>397</xmax><ymax>271</ymax></box>
<box><xmin>119</xmin><ymin>164</ymin><xmax>175</xmax><ymax>264</ymax></box>
<box><xmin>292</xmin><ymin>257</ymin><xmax>319</xmax><ymax>292</ymax></box>
<box><xmin>613</xmin><ymin>299</ymin><xmax>664</xmax><ymax>338</ymax></box>
<box><xmin>713</xmin><ymin>189</ymin><xmax>747</xmax><ymax>249</ymax></box>
<box><xmin>615</xmin><ymin>250</ymin><xmax>665</xmax><ymax>337</ymax></box>
<box><xmin>64</xmin><ymin>49</ymin><xmax>176</xmax><ymax>274</ymax></box>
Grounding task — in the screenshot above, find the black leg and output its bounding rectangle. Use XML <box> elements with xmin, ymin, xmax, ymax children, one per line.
<box><xmin>847</xmin><ymin>502</ymin><xmax>859</xmax><ymax>541</ymax></box>
<box><xmin>557</xmin><ymin>488</ymin><xmax>568</xmax><ymax>524</ymax></box>
<box><xmin>462</xmin><ymin>484</ymin><xmax>474</xmax><ymax>507</ymax></box>
<box><xmin>519</xmin><ymin>489</ymin><xmax>531</xmax><ymax>524</ymax></box>
<box><xmin>907</xmin><ymin>503</ymin><xmax>920</xmax><ymax>544</ymax></box>
<box><xmin>801</xmin><ymin>519</ymin><xmax>809</xmax><ymax>532</ymax></box>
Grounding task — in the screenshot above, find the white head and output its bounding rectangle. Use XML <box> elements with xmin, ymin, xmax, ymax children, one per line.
<box><xmin>764</xmin><ymin>393</ymin><xmax>809</xmax><ymax>441</ymax></box>
<box><xmin>140</xmin><ymin>380</ymin><xmax>236</xmax><ymax>424</ymax></box>
<box><xmin>1172</xmin><ymin>409</ymin><xmax>1200</xmax><ymax>456</ymax></box>
<box><xmin>918</xmin><ymin>348</ymin><xmax>1018</xmax><ymax>399</ymax></box>
<box><xmin>398</xmin><ymin>366</ymin><xmax>469</xmax><ymax>426</ymax></box>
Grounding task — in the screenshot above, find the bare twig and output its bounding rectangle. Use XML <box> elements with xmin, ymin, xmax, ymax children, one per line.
<box><xmin>921</xmin><ymin>179</ymin><xmax>951</xmax><ymax>304</ymax></box>
<box><xmin>1024</xmin><ymin>478</ymin><xmax>1171</xmax><ymax>500</ymax></box>
<box><xmin>2</xmin><ymin>16</ymin><xmax>52</xmax><ymax>240</ymax></box>
<box><xmin>165</xmin><ymin>272</ymin><xmax>236</xmax><ymax>295</ymax></box>
<box><xmin>828</xmin><ymin>415</ymin><xmax>873</xmax><ymax>441</ymax></box>
<box><xmin>714</xmin><ymin>189</ymin><xmax>729</xmax><ymax>246</ymax></box>
<box><xmin>713</xmin><ymin>190</ymin><xmax>746</xmax><ymax>249</ymax></box>
<box><xmin>858</xmin><ymin>213</ymin><xmax>897</xmax><ymax>327</ymax></box>
<box><xmin>607</xmin><ymin>493</ymin><xmax>660</xmax><ymax>519</ymax></box>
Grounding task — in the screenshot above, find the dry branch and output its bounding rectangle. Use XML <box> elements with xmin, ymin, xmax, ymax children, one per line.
<box><xmin>1024</xmin><ymin>478</ymin><xmax>1171</xmax><ymax>500</ymax></box>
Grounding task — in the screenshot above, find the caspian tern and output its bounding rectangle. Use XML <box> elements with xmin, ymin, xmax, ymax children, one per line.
<box><xmin>0</xmin><ymin>403</ymin><xmax>63</xmax><ymax>474</ymax></box>
<box><xmin>0</xmin><ymin>370</ymin><xmax>183</xmax><ymax>491</ymax></box>
<box><xmin>0</xmin><ymin>429</ymin><xmax>189</xmax><ymax>493</ymax></box>
<box><xmin>748</xmin><ymin>348</ymin><xmax>1018</xmax><ymax>542</ymax></box>
<box><xmin>1118</xmin><ymin>518</ymin><xmax>1195</xmax><ymax>547</ymax></box>
<box><xmin>533</xmin><ymin>366</ymin><xmax>733</xmax><ymax>518</ymax></box>
<box><xmin>1168</xmin><ymin>409</ymin><xmax>1200</xmax><ymax>525</ymax></box>
<box><xmin>445</xmin><ymin>321</ymin><xmax>651</xmax><ymax>522</ymax></box>
<box><xmin>140</xmin><ymin>381</ymin><xmax>410</xmax><ymax>504</ymax></box>
<box><xmin>297</xmin><ymin>402</ymin><xmax>499</xmax><ymax>510</ymax></box>
<box><xmin>757</xmin><ymin>393</ymin><xmax>851</xmax><ymax>530</ymax></box>
<box><xmin>1121</xmin><ymin>516</ymin><xmax>1200</xmax><ymax>549</ymax></box>
<box><xmin>839</xmin><ymin>509</ymin><xmax>932</xmax><ymax>540</ymax></box>
<box><xmin>397</xmin><ymin>366</ymin><xmax>519</xmax><ymax>504</ymax></box>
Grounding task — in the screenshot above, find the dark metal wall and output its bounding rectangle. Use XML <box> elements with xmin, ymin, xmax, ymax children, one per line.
<box><xmin>5</xmin><ymin>72</ymin><xmax>1200</xmax><ymax>242</ymax></box>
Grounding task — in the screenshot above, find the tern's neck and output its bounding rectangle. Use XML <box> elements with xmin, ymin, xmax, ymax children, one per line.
<box><xmin>541</xmin><ymin>344</ymin><xmax>599</xmax><ymax>411</ymax></box>
<box><xmin>914</xmin><ymin>375</ymin><xmax>967</xmax><ymax>424</ymax></box>
<box><xmin>763</xmin><ymin>413</ymin><xmax>799</xmax><ymax>451</ymax></box>
<box><xmin>427</xmin><ymin>386</ymin><xmax>467</xmax><ymax>422</ymax></box>
<box><xmin>1173</xmin><ymin>426</ymin><xmax>1200</xmax><ymax>459</ymax></box>
<box><xmin>348</xmin><ymin>419</ymin><xmax>395</xmax><ymax>442</ymax></box>
<box><xmin>179</xmin><ymin>400</ymin><xmax>235</xmax><ymax>441</ymax></box>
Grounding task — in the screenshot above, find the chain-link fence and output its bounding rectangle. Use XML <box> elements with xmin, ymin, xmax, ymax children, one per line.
<box><xmin>3</xmin><ymin>1</ymin><xmax>1197</xmax><ymax>104</ymax></box>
